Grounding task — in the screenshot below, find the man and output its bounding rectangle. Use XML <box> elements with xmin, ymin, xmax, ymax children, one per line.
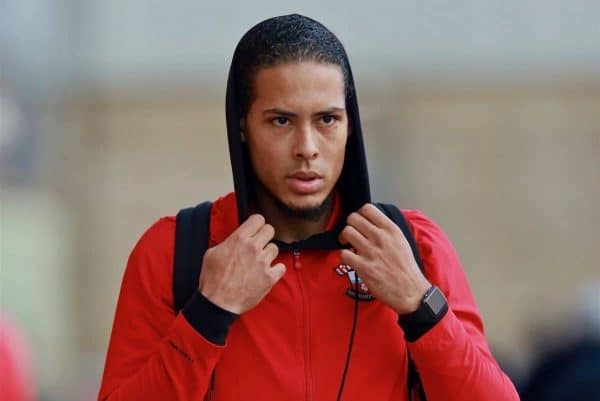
<box><xmin>98</xmin><ymin>14</ymin><xmax>519</xmax><ymax>401</ymax></box>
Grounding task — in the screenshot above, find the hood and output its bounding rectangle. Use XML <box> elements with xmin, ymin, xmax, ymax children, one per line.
<box><xmin>224</xmin><ymin>14</ymin><xmax>372</xmax><ymax>241</ymax></box>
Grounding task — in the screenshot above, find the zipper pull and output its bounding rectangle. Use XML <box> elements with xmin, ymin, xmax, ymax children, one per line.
<box><xmin>293</xmin><ymin>249</ymin><xmax>302</xmax><ymax>269</ymax></box>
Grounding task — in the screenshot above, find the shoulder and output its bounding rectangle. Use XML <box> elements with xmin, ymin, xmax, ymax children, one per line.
<box><xmin>399</xmin><ymin>209</ymin><xmax>467</xmax><ymax>291</ymax></box>
<box><xmin>125</xmin><ymin>191</ymin><xmax>235</xmax><ymax>277</ymax></box>
<box><xmin>400</xmin><ymin>211</ymin><xmax>488</xmax><ymax>347</ymax></box>
<box><xmin>400</xmin><ymin>209</ymin><xmax>455</xmax><ymax>259</ymax></box>
<box><xmin>122</xmin><ymin>216</ymin><xmax>177</xmax><ymax>299</ymax></box>
<box><xmin>132</xmin><ymin>216</ymin><xmax>177</xmax><ymax>260</ymax></box>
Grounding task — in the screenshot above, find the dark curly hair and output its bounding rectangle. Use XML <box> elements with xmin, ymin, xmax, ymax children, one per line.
<box><xmin>233</xmin><ymin>14</ymin><xmax>350</xmax><ymax>116</ymax></box>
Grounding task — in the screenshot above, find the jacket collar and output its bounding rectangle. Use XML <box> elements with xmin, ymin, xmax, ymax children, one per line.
<box><xmin>210</xmin><ymin>191</ymin><xmax>346</xmax><ymax>251</ymax></box>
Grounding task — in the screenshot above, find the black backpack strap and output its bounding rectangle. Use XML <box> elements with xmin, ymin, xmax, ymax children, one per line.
<box><xmin>173</xmin><ymin>201</ymin><xmax>212</xmax><ymax>313</ymax></box>
<box><xmin>375</xmin><ymin>203</ymin><xmax>427</xmax><ymax>401</ymax></box>
<box><xmin>375</xmin><ymin>203</ymin><xmax>424</xmax><ymax>272</ymax></box>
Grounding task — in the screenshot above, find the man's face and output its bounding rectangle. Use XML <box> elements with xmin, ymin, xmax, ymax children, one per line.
<box><xmin>244</xmin><ymin>61</ymin><xmax>348</xmax><ymax>217</ymax></box>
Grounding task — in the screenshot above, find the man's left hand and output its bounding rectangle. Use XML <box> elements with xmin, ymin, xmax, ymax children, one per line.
<box><xmin>339</xmin><ymin>204</ymin><xmax>431</xmax><ymax>315</ymax></box>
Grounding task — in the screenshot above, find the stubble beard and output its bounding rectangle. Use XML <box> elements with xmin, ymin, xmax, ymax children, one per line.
<box><xmin>273</xmin><ymin>190</ymin><xmax>334</xmax><ymax>222</ymax></box>
<box><xmin>255</xmin><ymin>178</ymin><xmax>334</xmax><ymax>222</ymax></box>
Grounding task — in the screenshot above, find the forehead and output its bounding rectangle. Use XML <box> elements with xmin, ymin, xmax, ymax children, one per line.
<box><xmin>251</xmin><ymin>62</ymin><xmax>345</xmax><ymax>110</ymax></box>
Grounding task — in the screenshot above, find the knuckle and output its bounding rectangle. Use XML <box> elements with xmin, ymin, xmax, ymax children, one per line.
<box><xmin>228</xmin><ymin>231</ymin><xmax>240</xmax><ymax>242</ymax></box>
<box><xmin>238</xmin><ymin>234</ymin><xmax>249</xmax><ymax>245</ymax></box>
<box><xmin>395</xmin><ymin>231</ymin><xmax>408</xmax><ymax>246</ymax></box>
<box><xmin>241</xmin><ymin>236</ymin><xmax>255</xmax><ymax>251</ymax></box>
<box><xmin>390</xmin><ymin>223</ymin><xmax>402</xmax><ymax>235</ymax></box>
<box><xmin>249</xmin><ymin>241</ymin><xmax>261</xmax><ymax>253</ymax></box>
<box><xmin>204</xmin><ymin>247</ymin><xmax>216</xmax><ymax>260</ymax></box>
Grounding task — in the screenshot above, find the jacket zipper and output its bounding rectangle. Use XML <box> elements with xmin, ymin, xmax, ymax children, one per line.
<box><xmin>205</xmin><ymin>372</ymin><xmax>215</xmax><ymax>400</ymax></box>
<box><xmin>293</xmin><ymin>249</ymin><xmax>314</xmax><ymax>401</ymax></box>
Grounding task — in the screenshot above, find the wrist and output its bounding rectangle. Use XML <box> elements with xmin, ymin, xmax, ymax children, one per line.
<box><xmin>199</xmin><ymin>287</ymin><xmax>242</xmax><ymax>315</ymax></box>
<box><xmin>398</xmin><ymin>285</ymin><xmax>449</xmax><ymax>342</ymax></box>
<box><xmin>398</xmin><ymin>279</ymin><xmax>431</xmax><ymax>315</ymax></box>
<box><xmin>183</xmin><ymin>291</ymin><xmax>240</xmax><ymax>345</ymax></box>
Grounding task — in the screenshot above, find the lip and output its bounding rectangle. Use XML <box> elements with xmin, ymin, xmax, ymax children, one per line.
<box><xmin>286</xmin><ymin>171</ymin><xmax>323</xmax><ymax>194</ymax></box>
<box><xmin>288</xmin><ymin>171</ymin><xmax>323</xmax><ymax>180</ymax></box>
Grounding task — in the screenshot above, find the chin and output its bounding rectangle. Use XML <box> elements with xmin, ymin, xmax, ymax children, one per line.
<box><xmin>255</xmin><ymin>178</ymin><xmax>334</xmax><ymax>220</ymax></box>
<box><xmin>283</xmin><ymin>192</ymin><xmax>328</xmax><ymax>211</ymax></box>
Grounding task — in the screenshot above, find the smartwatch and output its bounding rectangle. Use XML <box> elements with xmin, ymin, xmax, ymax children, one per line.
<box><xmin>399</xmin><ymin>286</ymin><xmax>449</xmax><ymax>342</ymax></box>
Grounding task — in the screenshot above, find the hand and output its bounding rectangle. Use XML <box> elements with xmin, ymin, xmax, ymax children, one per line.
<box><xmin>339</xmin><ymin>204</ymin><xmax>431</xmax><ymax>315</ymax></box>
<box><xmin>198</xmin><ymin>214</ymin><xmax>286</xmax><ymax>314</ymax></box>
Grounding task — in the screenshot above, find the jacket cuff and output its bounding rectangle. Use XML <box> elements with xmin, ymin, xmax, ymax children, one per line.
<box><xmin>398</xmin><ymin>303</ymin><xmax>448</xmax><ymax>342</ymax></box>
<box><xmin>182</xmin><ymin>291</ymin><xmax>239</xmax><ymax>345</ymax></box>
<box><xmin>405</xmin><ymin>309</ymin><xmax>462</xmax><ymax>370</ymax></box>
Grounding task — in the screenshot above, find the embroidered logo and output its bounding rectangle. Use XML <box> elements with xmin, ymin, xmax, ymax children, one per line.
<box><xmin>335</xmin><ymin>264</ymin><xmax>375</xmax><ymax>301</ymax></box>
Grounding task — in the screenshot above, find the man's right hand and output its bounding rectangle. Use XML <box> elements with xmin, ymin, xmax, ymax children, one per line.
<box><xmin>198</xmin><ymin>214</ymin><xmax>286</xmax><ymax>314</ymax></box>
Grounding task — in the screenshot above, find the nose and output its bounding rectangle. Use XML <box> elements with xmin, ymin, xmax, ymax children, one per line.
<box><xmin>293</xmin><ymin>124</ymin><xmax>319</xmax><ymax>161</ymax></box>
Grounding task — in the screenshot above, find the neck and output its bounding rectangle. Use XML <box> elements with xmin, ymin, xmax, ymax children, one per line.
<box><xmin>251</xmin><ymin>186</ymin><xmax>333</xmax><ymax>243</ymax></box>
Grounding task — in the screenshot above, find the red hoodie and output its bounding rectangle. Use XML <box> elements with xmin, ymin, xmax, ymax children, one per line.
<box><xmin>97</xmin><ymin>192</ymin><xmax>519</xmax><ymax>401</ymax></box>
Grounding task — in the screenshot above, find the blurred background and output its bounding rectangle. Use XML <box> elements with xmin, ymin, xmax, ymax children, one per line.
<box><xmin>1</xmin><ymin>1</ymin><xmax>599</xmax><ymax>400</ymax></box>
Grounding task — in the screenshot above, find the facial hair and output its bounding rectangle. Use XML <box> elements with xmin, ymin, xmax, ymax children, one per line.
<box><xmin>254</xmin><ymin>177</ymin><xmax>334</xmax><ymax>222</ymax></box>
<box><xmin>272</xmin><ymin>190</ymin><xmax>334</xmax><ymax>222</ymax></box>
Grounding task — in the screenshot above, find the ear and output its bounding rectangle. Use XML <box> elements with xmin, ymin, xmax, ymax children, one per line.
<box><xmin>240</xmin><ymin>117</ymin><xmax>247</xmax><ymax>142</ymax></box>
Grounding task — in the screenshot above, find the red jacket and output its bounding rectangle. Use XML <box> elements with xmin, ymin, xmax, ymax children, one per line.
<box><xmin>98</xmin><ymin>192</ymin><xmax>519</xmax><ymax>401</ymax></box>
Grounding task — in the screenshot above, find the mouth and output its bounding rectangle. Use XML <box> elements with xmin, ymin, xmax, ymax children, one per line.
<box><xmin>286</xmin><ymin>171</ymin><xmax>324</xmax><ymax>194</ymax></box>
<box><xmin>289</xmin><ymin>171</ymin><xmax>322</xmax><ymax>180</ymax></box>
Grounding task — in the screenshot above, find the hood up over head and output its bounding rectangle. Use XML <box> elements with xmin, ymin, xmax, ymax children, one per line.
<box><xmin>224</xmin><ymin>14</ymin><xmax>371</xmax><ymax>248</ymax></box>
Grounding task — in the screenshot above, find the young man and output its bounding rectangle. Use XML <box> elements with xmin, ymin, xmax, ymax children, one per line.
<box><xmin>98</xmin><ymin>14</ymin><xmax>519</xmax><ymax>401</ymax></box>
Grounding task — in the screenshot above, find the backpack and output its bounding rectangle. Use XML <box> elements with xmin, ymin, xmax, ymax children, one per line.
<box><xmin>173</xmin><ymin>201</ymin><xmax>427</xmax><ymax>401</ymax></box>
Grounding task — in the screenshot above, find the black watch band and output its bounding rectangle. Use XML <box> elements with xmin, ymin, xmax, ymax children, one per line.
<box><xmin>398</xmin><ymin>286</ymin><xmax>449</xmax><ymax>342</ymax></box>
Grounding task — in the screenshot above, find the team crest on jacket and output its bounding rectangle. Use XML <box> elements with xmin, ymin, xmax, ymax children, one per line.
<box><xmin>335</xmin><ymin>264</ymin><xmax>375</xmax><ymax>301</ymax></box>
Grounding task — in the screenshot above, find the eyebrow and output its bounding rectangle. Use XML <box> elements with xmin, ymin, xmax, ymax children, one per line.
<box><xmin>262</xmin><ymin>107</ymin><xmax>346</xmax><ymax>117</ymax></box>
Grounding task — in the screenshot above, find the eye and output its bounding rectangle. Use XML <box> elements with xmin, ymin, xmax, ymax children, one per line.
<box><xmin>272</xmin><ymin>116</ymin><xmax>290</xmax><ymax>127</ymax></box>
<box><xmin>320</xmin><ymin>115</ymin><xmax>338</xmax><ymax>125</ymax></box>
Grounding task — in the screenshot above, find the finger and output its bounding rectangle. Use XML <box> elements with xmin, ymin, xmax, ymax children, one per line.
<box><xmin>339</xmin><ymin>225</ymin><xmax>370</xmax><ymax>254</ymax></box>
<box><xmin>237</xmin><ymin>214</ymin><xmax>266</xmax><ymax>237</ymax></box>
<box><xmin>267</xmin><ymin>262</ymin><xmax>286</xmax><ymax>283</ymax></box>
<box><xmin>252</xmin><ymin>223</ymin><xmax>275</xmax><ymax>248</ymax></box>
<box><xmin>358</xmin><ymin>204</ymin><xmax>396</xmax><ymax>231</ymax></box>
<box><xmin>340</xmin><ymin>249</ymin><xmax>365</xmax><ymax>272</ymax></box>
<box><xmin>347</xmin><ymin>211</ymin><xmax>381</xmax><ymax>242</ymax></box>
<box><xmin>262</xmin><ymin>242</ymin><xmax>279</xmax><ymax>263</ymax></box>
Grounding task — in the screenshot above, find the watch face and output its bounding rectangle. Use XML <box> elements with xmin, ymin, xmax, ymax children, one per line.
<box><xmin>425</xmin><ymin>288</ymin><xmax>447</xmax><ymax>316</ymax></box>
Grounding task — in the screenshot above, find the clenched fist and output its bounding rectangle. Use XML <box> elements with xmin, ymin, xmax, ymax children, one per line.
<box><xmin>198</xmin><ymin>214</ymin><xmax>286</xmax><ymax>314</ymax></box>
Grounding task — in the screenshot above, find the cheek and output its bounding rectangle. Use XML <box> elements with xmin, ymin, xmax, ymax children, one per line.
<box><xmin>246</xmin><ymin>136</ymin><xmax>286</xmax><ymax>179</ymax></box>
<box><xmin>326</xmin><ymin>133</ymin><xmax>348</xmax><ymax>174</ymax></box>
<box><xmin>249</xmin><ymin>136</ymin><xmax>284</xmax><ymax>161</ymax></box>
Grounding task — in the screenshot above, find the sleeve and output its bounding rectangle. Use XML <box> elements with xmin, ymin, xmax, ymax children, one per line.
<box><xmin>403</xmin><ymin>210</ymin><xmax>520</xmax><ymax>401</ymax></box>
<box><xmin>97</xmin><ymin>218</ymin><xmax>236</xmax><ymax>401</ymax></box>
